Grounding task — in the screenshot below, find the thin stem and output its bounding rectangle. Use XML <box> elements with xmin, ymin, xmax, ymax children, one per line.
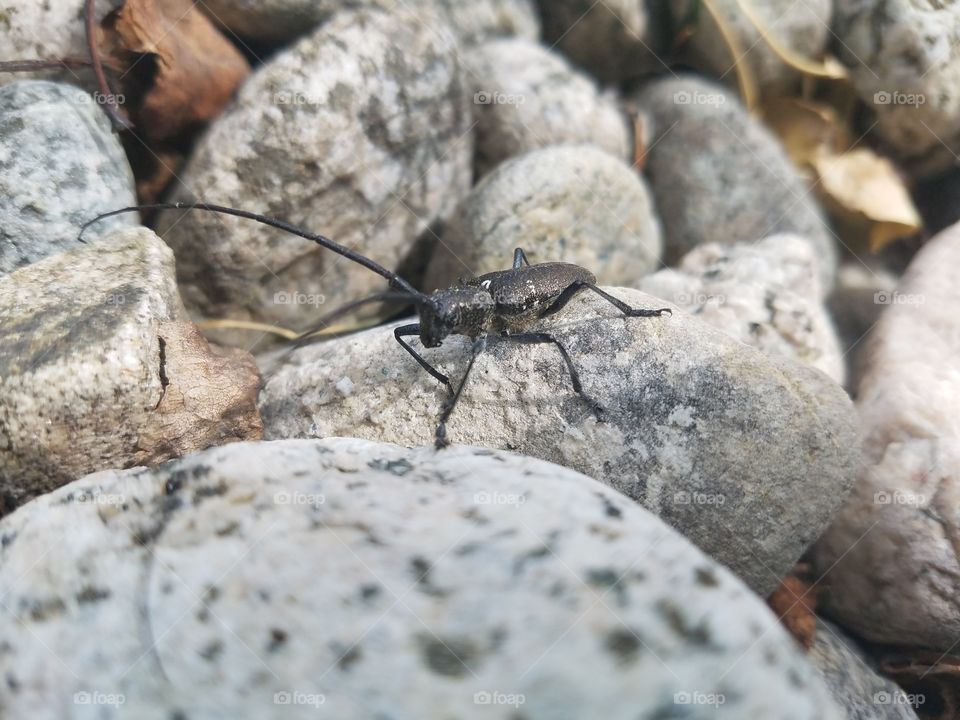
<box><xmin>85</xmin><ymin>0</ymin><xmax>132</xmax><ymax>131</ymax></box>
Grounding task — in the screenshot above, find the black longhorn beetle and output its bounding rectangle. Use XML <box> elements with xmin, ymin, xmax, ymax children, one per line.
<box><xmin>80</xmin><ymin>203</ymin><xmax>671</xmax><ymax>448</ymax></box>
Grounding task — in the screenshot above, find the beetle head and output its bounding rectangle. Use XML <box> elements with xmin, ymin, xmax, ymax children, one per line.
<box><xmin>418</xmin><ymin>287</ymin><xmax>495</xmax><ymax>347</ymax></box>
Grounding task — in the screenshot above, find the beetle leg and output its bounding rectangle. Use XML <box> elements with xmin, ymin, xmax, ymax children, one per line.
<box><xmin>435</xmin><ymin>336</ymin><xmax>488</xmax><ymax>449</ymax></box>
<box><xmin>539</xmin><ymin>281</ymin><xmax>671</xmax><ymax>319</ymax></box>
<box><xmin>394</xmin><ymin>324</ymin><xmax>451</xmax><ymax>390</ymax></box>
<box><xmin>512</xmin><ymin>248</ymin><xmax>532</xmax><ymax>269</ymax></box>
<box><xmin>503</xmin><ymin>332</ymin><xmax>605</xmax><ymax>420</ymax></box>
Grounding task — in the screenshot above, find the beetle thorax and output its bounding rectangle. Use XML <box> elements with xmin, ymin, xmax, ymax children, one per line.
<box><xmin>418</xmin><ymin>287</ymin><xmax>495</xmax><ymax>347</ymax></box>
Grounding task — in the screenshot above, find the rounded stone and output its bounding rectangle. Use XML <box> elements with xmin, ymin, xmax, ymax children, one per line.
<box><xmin>0</xmin><ymin>80</ymin><xmax>136</xmax><ymax>275</ymax></box>
<box><xmin>424</xmin><ymin>146</ymin><xmax>661</xmax><ymax>292</ymax></box>
<box><xmin>463</xmin><ymin>38</ymin><xmax>629</xmax><ymax>177</ymax></box>
<box><xmin>0</xmin><ymin>438</ymin><xmax>843</xmax><ymax>719</ymax></box>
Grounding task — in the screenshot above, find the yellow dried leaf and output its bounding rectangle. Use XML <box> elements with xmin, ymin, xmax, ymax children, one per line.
<box><xmin>812</xmin><ymin>148</ymin><xmax>922</xmax><ymax>252</ymax></box>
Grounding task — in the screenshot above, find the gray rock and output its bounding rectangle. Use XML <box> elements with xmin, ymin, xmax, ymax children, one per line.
<box><xmin>635</xmin><ymin>75</ymin><xmax>837</xmax><ymax>288</ymax></box>
<box><xmin>261</xmin><ymin>287</ymin><xmax>859</xmax><ymax>595</ymax></box>
<box><xmin>809</xmin><ymin>620</ymin><xmax>920</xmax><ymax>720</ymax></box>
<box><xmin>0</xmin><ymin>227</ymin><xmax>262</xmax><ymax>510</ymax></box>
<box><xmin>463</xmin><ymin>38</ymin><xmax>629</xmax><ymax>177</ymax></box>
<box><xmin>813</xmin><ymin>220</ymin><xmax>960</xmax><ymax>651</ymax></box>
<box><xmin>639</xmin><ymin>234</ymin><xmax>845</xmax><ymax>384</ymax></box>
<box><xmin>156</xmin><ymin>6</ymin><xmax>473</xmax><ymax>343</ymax></box>
<box><xmin>0</xmin><ymin>437</ymin><xmax>843</xmax><ymax>719</ymax></box>
<box><xmin>424</xmin><ymin>146</ymin><xmax>661</xmax><ymax>292</ymax></box>
<box><xmin>201</xmin><ymin>0</ymin><xmax>539</xmax><ymax>46</ymax></box>
<box><xmin>828</xmin><ymin>261</ymin><xmax>898</xmax><ymax>393</ymax></box>
<box><xmin>0</xmin><ymin>80</ymin><xmax>136</xmax><ymax>275</ymax></box>
<box><xmin>833</xmin><ymin>1</ymin><xmax>960</xmax><ymax>178</ymax></box>
<box><xmin>536</xmin><ymin>0</ymin><xmax>669</xmax><ymax>84</ymax></box>
<box><xmin>671</xmin><ymin>0</ymin><xmax>832</xmax><ymax>93</ymax></box>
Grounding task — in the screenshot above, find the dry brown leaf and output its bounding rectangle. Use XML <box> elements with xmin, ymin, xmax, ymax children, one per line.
<box><xmin>766</xmin><ymin>564</ymin><xmax>818</xmax><ymax>649</ymax></box>
<box><xmin>878</xmin><ymin>650</ymin><xmax>960</xmax><ymax>720</ymax></box>
<box><xmin>813</xmin><ymin>148</ymin><xmax>922</xmax><ymax>252</ymax></box>
<box><xmin>761</xmin><ymin>97</ymin><xmax>847</xmax><ymax>170</ymax></box>
<box><xmin>110</xmin><ymin>0</ymin><xmax>250</xmax><ymax>143</ymax></box>
<box><xmin>701</xmin><ymin>0</ymin><xmax>759</xmax><ymax>110</ymax></box>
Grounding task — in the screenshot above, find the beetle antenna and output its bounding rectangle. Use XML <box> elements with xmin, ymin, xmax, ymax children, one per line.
<box><xmin>78</xmin><ymin>202</ymin><xmax>427</xmax><ymax>300</ymax></box>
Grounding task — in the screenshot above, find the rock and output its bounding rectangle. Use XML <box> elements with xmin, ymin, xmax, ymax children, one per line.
<box><xmin>201</xmin><ymin>0</ymin><xmax>539</xmax><ymax>46</ymax></box>
<box><xmin>536</xmin><ymin>0</ymin><xmax>668</xmax><ymax>84</ymax></box>
<box><xmin>261</xmin><ymin>287</ymin><xmax>859</xmax><ymax>595</ymax></box>
<box><xmin>0</xmin><ymin>0</ymin><xmax>120</xmax><ymax>87</ymax></box>
<box><xmin>833</xmin><ymin>1</ymin><xmax>960</xmax><ymax>178</ymax></box>
<box><xmin>813</xmin><ymin>220</ymin><xmax>960</xmax><ymax>650</ymax></box>
<box><xmin>671</xmin><ymin>0</ymin><xmax>832</xmax><ymax>93</ymax></box>
<box><xmin>635</xmin><ymin>75</ymin><xmax>837</xmax><ymax>288</ymax></box>
<box><xmin>827</xmin><ymin>261</ymin><xmax>898</xmax><ymax>392</ymax></box>
<box><xmin>0</xmin><ymin>80</ymin><xmax>136</xmax><ymax>275</ymax></box>
<box><xmin>638</xmin><ymin>235</ymin><xmax>845</xmax><ymax>384</ymax></box>
<box><xmin>0</xmin><ymin>228</ymin><xmax>262</xmax><ymax>511</ymax></box>
<box><xmin>0</xmin><ymin>437</ymin><xmax>844</xmax><ymax>719</ymax></box>
<box><xmin>424</xmin><ymin>146</ymin><xmax>661</xmax><ymax>292</ymax></box>
<box><xmin>463</xmin><ymin>38</ymin><xmax>629</xmax><ymax>177</ymax></box>
<box><xmin>156</xmin><ymin>6</ymin><xmax>473</xmax><ymax>344</ymax></box>
<box><xmin>809</xmin><ymin>620</ymin><xmax>921</xmax><ymax>720</ymax></box>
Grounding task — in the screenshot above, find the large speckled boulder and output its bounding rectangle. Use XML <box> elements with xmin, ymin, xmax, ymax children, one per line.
<box><xmin>0</xmin><ymin>228</ymin><xmax>261</xmax><ymax>511</ymax></box>
<box><xmin>814</xmin><ymin>220</ymin><xmax>960</xmax><ymax>651</ymax></box>
<box><xmin>635</xmin><ymin>75</ymin><xmax>837</xmax><ymax>288</ymax></box>
<box><xmin>0</xmin><ymin>438</ymin><xmax>843</xmax><ymax>719</ymax></box>
<box><xmin>201</xmin><ymin>0</ymin><xmax>539</xmax><ymax>45</ymax></box>
<box><xmin>156</xmin><ymin>5</ymin><xmax>473</xmax><ymax>342</ymax></box>
<box><xmin>462</xmin><ymin>38</ymin><xmax>629</xmax><ymax>177</ymax></box>
<box><xmin>424</xmin><ymin>146</ymin><xmax>661</xmax><ymax>291</ymax></box>
<box><xmin>833</xmin><ymin>1</ymin><xmax>960</xmax><ymax>178</ymax></box>
<box><xmin>261</xmin><ymin>287</ymin><xmax>858</xmax><ymax>595</ymax></box>
<box><xmin>672</xmin><ymin>0</ymin><xmax>832</xmax><ymax>93</ymax></box>
<box><xmin>639</xmin><ymin>235</ymin><xmax>845</xmax><ymax>384</ymax></box>
<box><xmin>0</xmin><ymin>81</ymin><xmax>136</xmax><ymax>275</ymax></box>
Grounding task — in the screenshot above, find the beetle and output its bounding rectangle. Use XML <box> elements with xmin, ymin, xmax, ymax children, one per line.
<box><xmin>81</xmin><ymin>203</ymin><xmax>671</xmax><ymax>447</ymax></box>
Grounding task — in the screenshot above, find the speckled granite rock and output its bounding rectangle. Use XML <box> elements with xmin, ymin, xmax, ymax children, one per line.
<box><xmin>0</xmin><ymin>228</ymin><xmax>261</xmax><ymax>511</ymax></box>
<box><xmin>809</xmin><ymin>620</ymin><xmax>921</xmax><ymax>720</ymax></box>
<box><xmin>671</xmin><ymin>0</ymin><xmax>832</xmax><ymax>92</ymax></box>
<box><xmin>635</xmin><ymin>75</ymin><xmax>837</xmax><ymax>288</ymax></box>
<box><xmin>639</xmin><ymin>235</ymin><xmax>845</xmax><ymax>384</ymax></box>
<box><xmin>261</xmin><ymin>287</ymin><xmax>858</xmax><ymax>595</ymax></box>
<box><xmin>0</xmin><ymin>438</ymin><xmax>843</xmax><ymax>719</ymax></box>
<box><xmin>425</xmin><ymin>146</ymin><xmax>661</xmax><ymax>291</ymax></box>
<box><xmin>536</xmin><ymin>0</ymin><xmax>668</xmax><ymax>83</ymax></box>
<box><xmin>156</xmin><ymin>5</ymin><xmax>472</xmax><ymax>342</ymax></box>
<box><xmin>463</xmin><ymin>38</ymin><xmax>629</xmax><ymax>176</ymax></box>
<box><xmin>813</xmin><ymin>220</ymin><xmax>960</xmax><ymax>651</ymax></box>
<box><xmin>833</xmin><ymin>1</ymin><xmax>960</xmax><ymax>178</ymax></box>
<box><xmin>201</xmin><ymin>0</ymin><xmax>539</xmax><ymax>46</ymax></box>
<box><xmin>0</xmin><ymin>81</ymin><xmax>136</xmax><ymax>275</ymax></box>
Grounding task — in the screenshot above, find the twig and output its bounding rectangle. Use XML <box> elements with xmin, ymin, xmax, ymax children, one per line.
<box><xmin>85</xmin><ymin>0</ymin><xmax>133</xmax><ymax>131</ymax></box>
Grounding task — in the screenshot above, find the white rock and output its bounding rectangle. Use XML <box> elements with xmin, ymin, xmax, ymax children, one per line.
<box><xmin>0</xmin><ymin>438</ymin><xmax>843</xmax><ymax>719</ymax></box>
